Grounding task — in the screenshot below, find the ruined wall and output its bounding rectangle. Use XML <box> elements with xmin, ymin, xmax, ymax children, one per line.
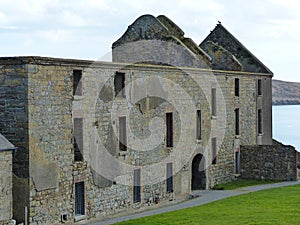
<box><xmin>240</xmin><ymin>140</ymin><xmax>297</xmax><ymax>181</ymax></box>
<box><xmin>77</xmin><ymin>65</ymin><xmax>211</xmax><ymax>218</ymax></box>
<box><xmin>206</xmin><ymin>72</ymin><xmax>269</xmax><ymax>187</ymax></box>
<box><xmin>27</xmin><ymin>60</ymin><xmax>81</xmax><ymax>224</ymax></box>
<box><xmin>0</xmin><ymin>60</ymin><xmax>29</xmax><ymax>224</ymax></box>
<box><xmin>0</xmin><ymin>150</ymin><xmax>13</xmax><ymax>224</ymax></box>
<box><xmin>0</xmin><ymin>56</ymin><xmax>273</xmax><ymax>224</ymax></box>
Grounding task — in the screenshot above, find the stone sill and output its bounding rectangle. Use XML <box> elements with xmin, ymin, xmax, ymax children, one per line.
<box><xmin>74</xmin><ymin>215</ymin><xmax>86</xmax><ymax>222</ymax></box>
<box><xmin>114</xmin><ymin>97</ymin><xmax>126</xmax><ymax>102</ymax></box>
<box><xmin>196</xmin><ymin>139</ymin><xmax>202</xmax><ymax>144</ymax></box>
<box><xmin>73</xmin><ymin>95</ymin><xmax>84</xmax><ymax>101</ymax></box>
<box><xmin>211</xmin><ymin>116</ymin><xmax>217</xmax><ymax>120</ymax></box>
<box><xmin>165</xmin><ymin>147</ymin><xmax>173</xmax><ymax>152</ymax></box>
<box><xmin>119</xmin><ymin>151</ymin><xmax>129</xmax><ymax>156</ymax></box>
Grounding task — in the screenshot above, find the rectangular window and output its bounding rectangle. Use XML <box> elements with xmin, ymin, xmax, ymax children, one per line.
<box><xmin>235</xmin><ymin>78</ymin><xmax>239</xmax><ymax>97</ymax></box>
<box><xmin>75</xmin><ymin>182</ymin><xmax>85</xmax><ymax>216</ymax></box>
<box><xmin>133</xmin><ymin>169</ymin><xmax>141</xmax><ymax>203</ymax></box>
<box><xmin>235</xmin><ymin>108</ymin><xmax>240</xmax><ymax>135</ymax></box>
<box><xmin>114</xmin><ymin>72</ymin><xmax>125</xmax><ymax>97</ymax></box>
<box><xmin>258</xmin><ymin>109</ymin><xmax>262</xmax><ymax>134</ymax></box>
<box><xmin>212</xmin><ymin>137</ymin><xmax>217</xmax><ymax>165</ymax></box>
<box><xmin>166</xmin><ymin>112</ymin><xmax>173</xmax><ymax>147</ymax></box>
<box><xmin>73</xmin><ymin>118</ymin><xmax>83</xmax><ymax>161</ymax></box>
<box><xmin>196</xmin><ymin>110</ymin><xmax>201</xmax><ymax>140</ymax></box>
<box><xmin>211</xmin><ymin>88</ymin><xmax>217</xmax><ymax>116</ymax></box>
<box><xmin>257</xmin><ymin>79</ymin><xmax>262</xmax><ymax>96</ymax></box>
<box><xmin>119</xmin><ymin>116</ymin><xmax>127</xmax><ymax>151</ymax></box>
<box><xmin>235</xmin><ymin>151</ymin><xmax>240</xmax><ymax>174</ymax></box>
<box><xmin>73</xmin><ymin>70</ymin><xmax>82</xmax><ymax>96</ymax></box>
<box><xmin>166</xmin><ymin>163</ymin><xmax>173</xmax><ymax>193</ymax></box>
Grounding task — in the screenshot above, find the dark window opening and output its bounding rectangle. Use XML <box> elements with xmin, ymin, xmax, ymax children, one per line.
<box><xmin>166</xmin><ymin>112</ymin><xmax>173</xmax><ymax>147</ymax></box>
<box><xmin>73</xmin><ymin>118</ymin><xmax>83</xmax><ymax>161</ymax></box>
<box><xmin>133</xmin><ymin>169</ymin><xmax>141</xmax><ymax>203</ymax></box>
<box><xmin>196</xmin><ymin>110</ymin><xmax>201</xmax><ymax>140</ymax></box>
<box><xmin>119</xmin><ymin>116</ymin><xmax>127</xmax><ymax>151</ymax></box>
<box><xmin>257</xmin><ymin>79</ymin><xmax>262</xmax><ymax>96</ymax></box>
<box><xmin>212</xmin><ymin>137</ymin><xmax>217</xmax><ymax>165</ymax></box>
<box><xmin>166</xmin><ymin>163</ymin><xmax>173</xmax><ymax>193</ymax></box>
<box><xmin>75</xmin><ymin>182</ymin><xmax>85</xmax><ymax>216</ymax></box>
<box><xmin>211</xmin><ymin>88</ymin><xmax>217</xmax><ymax>116</ymax></box>
<box><xmin>235</xmin><ymin>78</ymin><xmax>239</xmax><ymax>97</ymax></box>
<box><xmin>114</xmin><ymin>72</ymin><xmax>125</xmax><ymax>97</ymax></box>
<box><xmin>258</xmin><ymin>109</ymin><xmax>262</xmax><ymax>134</ymax></box>
<box><xmin>235</xmin><ymin>108</ymin><xmax>240</xmax><ymax>135</ymax></box>
<box><xmin>235</xmin><ymin>151</ymin><xmax>240</xmax><ymax>174</ymax></box>
<box><xmin>73</xmin><ymin>70</ymin><xmax>82</xmax><ymax>96</ymax></box>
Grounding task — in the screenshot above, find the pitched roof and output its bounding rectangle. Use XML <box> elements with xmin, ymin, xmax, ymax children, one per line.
<box><xmin>200</xmin><ymin>23</ymin><xmax>273</xmax><ymax>74</ymax></box>
<box><xmin>112</xmin><ymin>14</ymin><xmax>212</xmax><ymax>68</ymax></box>
<box><xmin>0</xmin><ymin>133</ymin><xmax>15</xmax><ymax>151</ymax></box>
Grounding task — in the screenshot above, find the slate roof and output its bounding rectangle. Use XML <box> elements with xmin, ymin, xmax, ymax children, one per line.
<box><xmin>113</xmin><ymin>14</ymin><xmax>272</xmax><ymax>74</ymax></box>
<box><xmin>0</xmin><ymin>133</ymin><xmax>15</xmax><ymax>151</ymax></box>
<box><xmin>200</xmin><ymin>23</ymin><xmax>273</xmax><ymax>74</ymax></box>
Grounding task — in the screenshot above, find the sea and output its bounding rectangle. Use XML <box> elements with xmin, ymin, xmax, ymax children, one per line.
<box><xmin>273</xmin><ymin>105</ymin><xmax>300</xmax><ymax>151</ymax></box>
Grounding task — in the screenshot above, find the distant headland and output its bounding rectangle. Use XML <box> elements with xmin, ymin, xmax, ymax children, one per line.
<box><xmin>273</xmin><ymin>79</ymin><xmax>300</xmax><ymax>105</ymax></box>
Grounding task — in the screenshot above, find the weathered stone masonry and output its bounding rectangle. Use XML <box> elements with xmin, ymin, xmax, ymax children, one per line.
<box><xmin>0</xmin><ymin>14</ymin><xmax>293</xmax><ymax>225</ymax></box>
<box><xmin>0</xmin><ymin>134</ymin><xmax>15</xmax><ymax>225</ymax></box>
<box><xmin>240</xmin><ymin>140</ymin><xmax>298</xmax><ymax>181</ymax></box>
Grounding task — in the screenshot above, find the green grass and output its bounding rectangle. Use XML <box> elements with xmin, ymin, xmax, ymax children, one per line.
<box><xmin>115</xmin><ymin>185</ymin><xmax>300</xmax><ymax>225</ymax></box>
<box><xmin>212</xmin><ymin>179</ymin><xmax>277</xmax><ymax>190</ymax></box>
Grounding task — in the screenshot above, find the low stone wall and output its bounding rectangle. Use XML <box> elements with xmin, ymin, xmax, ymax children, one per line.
<box><xmin>240</xmin><ymin>140</ymin><xmax>297</xmax><ymax>181</ymax></box>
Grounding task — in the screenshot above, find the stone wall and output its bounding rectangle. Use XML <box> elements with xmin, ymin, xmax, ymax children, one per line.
<box><xmin>0</xmin><ymin>150</ymin><xmax>13</xmax><ymax>224</ymax></box>
<box><xmin>0</xmin><ymin>60</ymin><xmax>29</xmax><ymax>224</ymax></box>
<box><xmin>0</xmin><ymin>56</ymin><xmax>273</xmax><ymax>224</ymax></box>
<box><xmin>240</xmin><ymin>140</ymin><xmax>297</xmax><ymax>181</ymax></box>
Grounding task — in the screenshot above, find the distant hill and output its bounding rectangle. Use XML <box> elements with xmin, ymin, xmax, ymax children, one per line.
<box><xmin>273</xmin><ymin>79</ymin><xmax>300</xmax><ymax>105</ymax></box>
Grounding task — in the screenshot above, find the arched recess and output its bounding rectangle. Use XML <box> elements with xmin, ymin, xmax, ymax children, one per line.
<box><xmin>191</xmin><ymin>154</ymin><xmax>206</xmax><ymax>190</ymax></box>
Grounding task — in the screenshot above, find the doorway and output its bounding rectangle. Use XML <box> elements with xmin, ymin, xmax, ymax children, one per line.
<box><xmin>191</xmin><ymin>154</ymin><xmax>206</xmax><ymax>190</ymax></box>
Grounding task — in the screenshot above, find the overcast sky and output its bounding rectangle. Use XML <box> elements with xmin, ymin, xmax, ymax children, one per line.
<box><xmin>0</xmin><ymin>0</ymin><xmax>299</xmax><ymax>82</ymax></box>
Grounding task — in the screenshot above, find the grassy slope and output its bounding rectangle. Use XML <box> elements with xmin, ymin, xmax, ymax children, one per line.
<box><xmin>115</xmin><ymin>185</ymin><xmax>300</xmax><ymax>225</ymax></box>
<box><xmin>212</xmin><ymin>179</ymin><xmax>277</xmax><ymax>190</ymax></box>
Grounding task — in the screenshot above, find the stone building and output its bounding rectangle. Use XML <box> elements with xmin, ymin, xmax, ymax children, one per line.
<box><xmin>0</xmin><ymin>14</ymin><xmax>293</xmax><ymax>225</ymax></box>
<box><xmin>0</xmin><ymin>134</ymin><xmax>15</xmax><ymax>225</ymax></box>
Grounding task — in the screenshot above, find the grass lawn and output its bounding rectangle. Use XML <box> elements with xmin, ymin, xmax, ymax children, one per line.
<box><xmin>212</xmin><ymin>179</ymin><xmax>277</xmax><ymax>190</ymax></box>
<box><xmin>115</xmin><ymin>184</ymin><xmax>300</xmax><ymax>225</ymax></box>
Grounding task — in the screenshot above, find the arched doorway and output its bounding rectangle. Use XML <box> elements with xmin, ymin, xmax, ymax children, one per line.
<box><xmin>191</xmin><ymin>154</ymin><xmax>206</xmax><ymax>190</ymax></box>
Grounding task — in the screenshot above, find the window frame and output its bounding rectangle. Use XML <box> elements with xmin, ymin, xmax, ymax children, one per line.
<box><xmin>114</xmin><ymin>72</ymin><xmax>125</xmax><ymax>98</ymax></box>
<box><xmin>196</xmin><ymin>110</ymin><xmax>201</xmax><ymax>140</ymax></box>
<box><xmin>133</xmin><ymin>169</ymin><xmax>141</xmax><ymax>203</ymax></box>
<box><xmin>75</xmin><ymin>181</ymin><xmax>85</xmax><ymax>216</ymax></box>
<box><xmin>234</xmin><ymin>78</ymin><xmax>239</xmax><ymax>97</ymax></box>
<box><xmin>119</xmin><ymin>116</ymin><xmax>127</xmax><ymax>151</ymax></box>
<box><xmin>257</xmin><ymin>79</ymin><xmax>262</xmax><ymax>96</ymax></box>
<box><xmin>211</xmin><ymin>137</ymin><xmax>217</xmax><ymax>165</ymax></box>
<box><xmin>166</xmin><ymin>112</ymin><xmax>173</xmax><ymax>147</ymax></box>
<box><xmin>258</xmin><ymin>109</ymin><xmax>263</xmax><ymax>134</ymax></box>
<box><xmin>73</xmin><ymin>70</ymin><xmax>83</xmax><ymax>96</ymax></box>
<box><xmin>235</xmin><ymin>108</ymin><xmax>240</xmax><ymax>136</ymax></box>
<box><xmin>211</xmin><ymin>88</ymin><xmax>217</xmax><ymax>117</ymax></box>
<box><xmin>73</xmin><ymin>118</ymin><xmax>83</xmax><ymax>161</ymax></box>
<box><xmin>166</xmin><ymin>162</ymin><xmax>173</xmax><ymax>193</ymax></box>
